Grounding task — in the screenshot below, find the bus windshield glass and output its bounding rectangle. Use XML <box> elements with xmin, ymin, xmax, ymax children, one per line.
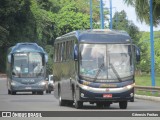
<box><xmin>12</xmin><ymin>52</ymin><xmax>44</xmax><ymax>78</ymax></box>
<box><xmin>80</xmin><ymin>44</ymin><xmax>133</xmax><ymax>82</ymax></box>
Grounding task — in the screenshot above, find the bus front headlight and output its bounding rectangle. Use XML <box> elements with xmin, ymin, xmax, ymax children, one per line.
<box><xmin>38</xmin><ymin>81</ymin><xmax>46</xmax><ymax>86</ymax></box>
<box><xmin>11</xmin><ymin>81</ymin><xmax>16</xmax><ymax>86</ymax></box>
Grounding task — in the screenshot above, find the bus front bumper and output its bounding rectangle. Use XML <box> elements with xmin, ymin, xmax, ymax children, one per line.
<box><xmin>10</xmin><ymin>82</ymin><xmax>46</xmax><ymax>92</ymax></box>
<box><xmin>78</xmin><ymin>83</ymin><xmax>134</xmax><ymax>102</ymax></box>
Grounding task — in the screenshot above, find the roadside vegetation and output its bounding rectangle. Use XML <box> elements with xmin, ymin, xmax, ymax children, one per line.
<box><xmin>135</xmin><ymin>74</ymin><xmax>160</xmax><ymax>97</ymax></box>
<box><xmin>0</xmin><ymin>0</ymin><xmax>160</xmax><ymax>89</ymax></box>
<box><xmin>135</xmin><ymin>74</ymin><xmax>160</xmax><ymax>87</ymax></box>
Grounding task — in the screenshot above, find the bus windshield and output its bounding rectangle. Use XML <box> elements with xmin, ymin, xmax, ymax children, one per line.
<box><xmin>12</xmin><ymin>52</ymin><xmax>44</xmax><ymax>78</ymax></box>
<box><xmin>79</xmin><ymin>44</ymin><xmax>133</xmax><ymax>82</ymax></box>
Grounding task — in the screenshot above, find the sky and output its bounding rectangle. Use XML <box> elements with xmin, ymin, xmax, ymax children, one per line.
<box><xmin>104</xmin><ymin>0</ymin><xmax>160</xmax><ymax>31</ymax></box>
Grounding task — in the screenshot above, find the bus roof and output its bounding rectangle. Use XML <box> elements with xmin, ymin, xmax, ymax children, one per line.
<box><xmin>55</xmin><ymin>29</ymin><xmax>132</xmax><ymax>44</ymax></box>
<box><xmin>9</xmin><ymin>42</ymin><xmax>46</xmax><ymax>53</ymax></box>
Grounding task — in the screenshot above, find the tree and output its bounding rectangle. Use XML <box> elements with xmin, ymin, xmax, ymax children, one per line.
<box><xmin>0</xmin><ymin>0</ymin><xmax>101</xmax><ymax>73</ymax></box>
<box><xmin>138</xmin><ymin>31</ymin><xmax>160</xmax><ymax>73</ymax></box>
<box><xmin>123</xmin><ymin>0</ymin><xmax>160</xmax><ymax>26</ymax></box>
<box><xmin>112</xmin><ymin>10</ymin><xmax>140</xmax><ymax>44</ymax></box>
<box><xmin>54</xmin><ymin>3</ymin><xmax>90</xmax><ymax>36</ymax></box>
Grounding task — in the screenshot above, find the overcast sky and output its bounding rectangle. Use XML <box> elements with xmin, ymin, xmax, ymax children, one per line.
<box><xmin>104</xmin><ymin>0</ymin><xmax>160</xmax><ymax>31</ymax></box>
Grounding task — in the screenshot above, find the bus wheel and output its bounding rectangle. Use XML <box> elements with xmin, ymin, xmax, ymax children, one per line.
<box><xmin>38</xmin><ymin>91</ymin><xmax>43</xmax><ymax>95</ymax></box>
<box><xmin>58</xmin><ymin>89</ymin><xmax>65</xmax><ymax>106</ymax></box>
<box><xmin>48</xmin><ymin>90</ymin><xmax>51</xmax><ymax>94</ymax></box>
<box><xmin>67</xmin><ymin>101</ymin><xmax>73</xmax><ymax>106</ymax></box>
<box><xmin>119</xmin><ymin>101</ymin><xmax>127</xmax><ymax>109</ymax></box>
<box><xmin>8</xmin><ymin>90</ymin><xmax>11</xmax><ymax>94</ymax></box>
<box><xmin>11</xmin><ymin>91</ymin><xmax>16</xmax><ymax>95</ymax></box>
<box><xmin>46</xmin><ymin>90</ymin><xmax>48</xmax><ymax>93</ymax></box>
<box><xmin>73</xmin><ymin>92</ymin><xmax>83</xmax><ymax>109</ymax></box>
<box><xmin>32</xmin><ymin>91</ymin><xmax>36</xmax><ymax>95</ymax></box>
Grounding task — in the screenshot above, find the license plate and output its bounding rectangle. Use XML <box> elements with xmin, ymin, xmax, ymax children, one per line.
<box><xmin>25</xmin><ymin>87</ymin><xmax>32</xmax><ymax>89</ymax></box>
<box><xmin>103</xmin><ymin>94</ymin><xmax>112</xmax><ymax>98</ymax></box>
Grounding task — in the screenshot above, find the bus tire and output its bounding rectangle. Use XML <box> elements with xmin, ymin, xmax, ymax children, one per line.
<box><xmin>67</xmin><ymin>101</ymin><xmax>73</xmax><ymax>106</ymax></box>
<box><xmin>130</xmin><ymin>98</ymin><xmax>134</xmax><ymax>102</ymax></box>
<box><xmin>32</xmin><ymin>91</ymin><xmax>36</xmax><ymax>95</ymax></box>
<box><xmin>46</xmin><ymin>90</ymin><xmax>48</xmax><ymax>93</ymax></box>
<box><xmin>38</xmin><ymin>91</ymin><xmax>43</xmax><ymax>95</ymax></box>
<box><xmin>119</xmin><ymin>101</ymin><xmax>127</xmax><ymax>109</ymax></box>
<box><xmin>11</xmin><ymin>91</ymin><xmax>16</xmax><ymax>95</ymax></box>
<box><xmin>73</xmin><ymin>92</ymin><xmax>83</xmax><ymax>109</ymax></box>
<box><xmin>58</xmin><ymin>88</ymin><xmax>65</xmax><ymax>106</ymax></box>
<box><xmin>8</xmin><ymin>90</ymin><xmax>11</xmax><ymax>94</ymax></box>
<box><xmin>48</xmin><ymin>90</ymin><xmax>51</xmax><ymax>94</ymax></box>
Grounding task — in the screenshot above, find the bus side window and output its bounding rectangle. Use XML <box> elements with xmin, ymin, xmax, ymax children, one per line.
<box><xmin>71</xmin><ymin>40</ymin><xmax>74</xmax><ymax>59</ymax></box>
<box><xmin>64</xmin><ymin>42</ymin><xmax>67</xmax><ymax>61</ymax></box>
<box><xmin>57</xmin><ymin>43</ymin><xmax>61</xmax><ymax>62</ymax></box>
<box><xmin>66</xmin><ymin>41</ymin><xmax>70</xmax><ymax>60</ymax></box>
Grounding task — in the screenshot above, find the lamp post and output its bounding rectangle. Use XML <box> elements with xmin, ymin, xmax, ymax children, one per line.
<box><xmin>90</xmin><ymin>0</ymin><xmax>93</xmax><ymax>29</ymax></box>
<box><xmin>100</xmin><ymin>0</ymin><xmax>104</xmax><ymax>29</ymax></box>
<box><xmin>105</xmin><ymin>7</ymin><xmax>117</xmax><ymax>29</ymax></box>
<box><xmin>109</xmin><ymin>0</ymin><xmax>112</xmax><ymax>29</ymax></box>
<box><xmin>149</xmin><ymin>0</ymin><xmax>155</xmax><ymax>86</ymax></box>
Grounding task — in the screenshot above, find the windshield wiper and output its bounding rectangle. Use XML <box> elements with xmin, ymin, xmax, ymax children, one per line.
<box><xmin>93</xmin><ymin>63</ymin><xmax>104</xmax><ymax>82</ymax></box>
<box><xmin>110</xmin><ymin>63</ymin><xmax>122</xmax><ymax>82</ymax></box>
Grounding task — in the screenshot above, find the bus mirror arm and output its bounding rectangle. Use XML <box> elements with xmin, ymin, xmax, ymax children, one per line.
<box><xmin>12</xmin><ymin>71</ymin><xmax>16</xmax><ymax>75</ymax></box>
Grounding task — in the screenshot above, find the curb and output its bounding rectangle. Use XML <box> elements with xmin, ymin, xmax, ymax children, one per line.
<box><xmin>135</xmin><ymin>94</ymin><xmax>160</xmax><ymax>102</ymax></box>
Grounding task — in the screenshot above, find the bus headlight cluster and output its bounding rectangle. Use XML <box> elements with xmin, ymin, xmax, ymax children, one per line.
<box><xmin>130</xmin><ymin>93</ymin><xmax>134</xmax><ymax>97</ymax></box>
<box><xmin>126</xmin><ymin>84</ymin><xmax>133</xmax><ymax>89</ymax></box>
<box><xmin>38</xmin><ymin>81</ymin><xmax>46</xmax><ymax>86</ymax></box>
<box><xmin>11</xmin><ymin>81</ymin><xmax>17</xmax><ymax>86</ymax></box>
<box><xmin>81</xmin><ymin>93</ymin><xmax>84</xmax><ymax>97</ymax></box>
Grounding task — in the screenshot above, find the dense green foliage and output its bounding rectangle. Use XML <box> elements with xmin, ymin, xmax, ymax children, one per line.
<box><xmin>0</xmin><ymin>0</ymin><xmax>99</xmax><ymax>73</ymax></box>
<box><xmin>123</xmin><ymin>0</ymin><xmax>160</xmax><ymax>26</ymax></box>
<box><xmin>0</xmin><ymin>0</ymin><xmax>159</xmax><ymax>79</ymax></box>
<box><xmin>112</xmin><ymin>10</ymin><xmax>160</xmax><ymax>74</ymax></box>
<box><xmin>139</xmin><ymin>31</ymin><xmax>160</xmax><ymax>73</ymax></box>
<box><xmin>112</xmin><ymin>10</ymin><xmax>140</xmax><ymax>45</ymax></box>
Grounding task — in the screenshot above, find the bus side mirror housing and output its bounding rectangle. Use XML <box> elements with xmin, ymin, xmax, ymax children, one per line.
<box><xmin>45</xmin><ymin>53</ymin><xmax>48</xmax><ymax>63</ymax></box>
<box><xmin>136</xmin><ymin>48</ymin><xmax>140</xmax><ymax>62</ymax></box>
<box><xmin>8</xmin><ymin>54</ymin><xmax>11</xmax><ymax>63</ymax></box>
<box><xmin>74</xmin><ymin>45</ymin><xmax>78</xmax><ymax>61</ymax></box>
<box><xmin>133</xmin><ymin>45</ymin><xmax>140</xmax><ymax>62</ymax></box>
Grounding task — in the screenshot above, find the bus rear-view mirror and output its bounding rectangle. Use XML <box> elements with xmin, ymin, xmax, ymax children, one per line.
<box><xmin>133</xmin><ymin>45</ymin><xmax>140</xmax><ymax>62</ymax></box>
<box><xmin>45</xmin><ymin>54</ymin><xmax>48</xmax><ymax>63</ymax></box>
<box><xmin>136</xmin><ymin>48</ymin><xmax>140</xmax><ymax>62</ymax></box>
<box><xmin>8</xmin><ymin>54</ymin><xmax>11</xmax><ymax>63</ymax></box>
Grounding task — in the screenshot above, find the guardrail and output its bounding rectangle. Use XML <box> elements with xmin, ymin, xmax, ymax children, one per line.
<box><xmin>135</xmin><ymin>85</ymin><xmax>160</xmax><ymax>97</ymax></box>
<box><xmin>0</xmin><ymin>74</ymin><xmax>160</xmax><ymax>94</ymax></box>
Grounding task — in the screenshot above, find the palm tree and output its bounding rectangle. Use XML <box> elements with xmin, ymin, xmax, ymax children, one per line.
<box><xmin>123</xmin><ymin>0</ymin><xmax>160</xmax><ymax>26</ymax></box>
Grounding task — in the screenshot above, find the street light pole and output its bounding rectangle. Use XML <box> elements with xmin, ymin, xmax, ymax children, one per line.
<box><xmin>110</xmin><ymin>0</ymin><xmax>112</xmax><ymax>29</ymax></box>
<box><xmin>149</xmin><ymin>0</ymin><xmax>155</xmax><ymax>86</ymax></box>
<box><xmin>100</xmin><ymin>0</ymin><xmax>104</xmax><ymax>29</ymax></box>
<box><xmin>90</xmin><ymin>0</ymin><xmax>93</xmax><ymax>29</ymax></box>
<box><xmin>104</xmin><ymin>7</ymin><xmax>117</xmax><ymax>29</ymax></box>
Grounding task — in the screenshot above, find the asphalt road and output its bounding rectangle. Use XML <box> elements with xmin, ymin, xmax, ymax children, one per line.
<box><xmin>0</xmin><ymin>77</ymin><xmax>159</xmax><ymax>120</ymax></box>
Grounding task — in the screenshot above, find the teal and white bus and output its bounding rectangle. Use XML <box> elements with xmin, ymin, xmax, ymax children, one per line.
<box><xmin>6</xmin><ymin>43</ymin><xmax>48</xmax><ymax>95</ymax></box>
<box><xmin>53</xmin><ymin>29</ymin><xmax>140</xmax><ymax>109</ymax></box>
